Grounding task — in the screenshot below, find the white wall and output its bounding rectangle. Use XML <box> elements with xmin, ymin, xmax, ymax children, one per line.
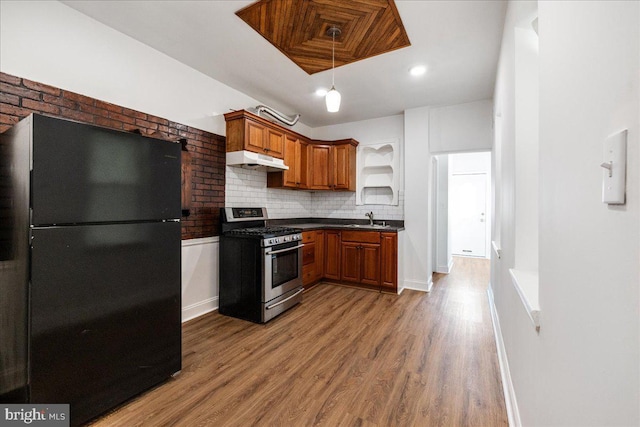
<box><xmin>181</xmin><ymin>237</ymin><xmax>219</xmax><ymax>322</ymax></box>
<box><xmin>433</xmin><ymin>155</ymin><xmax>452</xmax><ymax>273</ymax></box>
<box><xmin>513</xmin><ymin>21</ymin><xmax>539</xmax><ymax>272</ymax></box>
<box><xmin>428</xmin><ymin>99</ymin><xmax>493</xmax><ymax>153</ymax></box>
<box><xmin>0</xmin><ymin>1</ymin><xmax>251</xmax><ymax>136</ymax></box>
<box><xmin>490</xmin><ymin>1</ymin><xmax>640</xmax><ymax>426</ymax></box>
<box><xmin>403</xmin><ymin>106</ymin><xmax>433</xmax><ymax>292</ymax></box>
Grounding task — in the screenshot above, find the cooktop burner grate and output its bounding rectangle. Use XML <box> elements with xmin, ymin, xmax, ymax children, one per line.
<box><xmin>225</xmin><ymin>226</ymin><xmax>300</xmax><ymax>237</ymax></box>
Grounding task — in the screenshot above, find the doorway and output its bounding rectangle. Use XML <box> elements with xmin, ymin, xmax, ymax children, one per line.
<box><xmin>433</xmin><ymin>151</ymin><xmax>492</xmax><ymax>273</ymax></box>
<box><xmin>449</xmin><ymin>152</ymin><xmax>491</xmax><ymax>258</ymax></box>
<box><xmin>450</xmin><ymin>173</ymin><xmax>487</xmax><ymax>257</ymax></box>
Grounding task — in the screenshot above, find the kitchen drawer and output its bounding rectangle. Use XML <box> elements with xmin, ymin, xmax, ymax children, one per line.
<box><xmin>302</xmin><ymin>244</ymin><xmax>315</xmax><ymax>265</ymax></box>
<box><xmin>302</xmin><ymin>231</ymin><xmax>316</xmax><ymax>243</ymax></box>
<box><xmin>340</xmin><ymin>230</ymin><xmax>380</xmax><ymax>244</ymax></box>
<box><xmin>302</xmin><ymin>263</ymin><xmax>316</xmax><ymax>286</ymax></box>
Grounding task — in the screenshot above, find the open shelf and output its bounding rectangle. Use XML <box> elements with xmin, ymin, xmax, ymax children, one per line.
<box><xmin>362</xmin><ymin>165</ymin><xmax>393</xmax><ymax>187</ymax></box>
<box><xmin>361</xmin><ymin>187</ymin><xmax>395</xmax><ymax>205</ymax></box>
<box><xmin>357</xmin><ymin>142</ymin><xmax>399</xmax><ymax>206</ymax></box>
<box><xmin>361</xmin><ymin>145</ymin><xmax>394</xmax><ymax>167</ymax></box>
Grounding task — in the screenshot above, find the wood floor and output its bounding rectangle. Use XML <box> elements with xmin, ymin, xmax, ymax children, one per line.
<box><xmin>90</xmin><ymin>257</ymin><xmax>507</xmax><ymax>426</ymax></box>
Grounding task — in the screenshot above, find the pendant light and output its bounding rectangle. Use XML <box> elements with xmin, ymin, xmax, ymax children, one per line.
<box><xmin>325</xmin><ymin>26</ymin><xmax>341</xmax><ymax>113</ymax></box>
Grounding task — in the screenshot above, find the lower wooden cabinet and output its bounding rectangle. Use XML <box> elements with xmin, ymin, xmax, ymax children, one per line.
<box><xmin>340</xmin><ymin>231</ymin><xmax>381</xmax><ymax>287</ymax></box>
<box><xmin>314</xmin><ymin>230</ymin><xmax>324</xmax><ymax>282</ymax></box>
<box><xmin>324</xmin><ymin>230</ymin><xmax>341</xmax><ymax>281</ymax></box>
<box><xmin>301</xmin><ymin>228</ymin><xmax>398</xmax><ymax>293</ymax></box>
<box><xmin>340</xmin><ymin>242</ymin><xmax>360</xmax><ymax>283</ymax></box>
<box><xmin>302</xmin><ymin>245</ymin><xmax>316</xmax><ymax>286</ymax></box>
<box><xmin>360</xmin><ymin>244</ymin><xmax>381</xmax><ymax>286</ymax></box>
<box><xmin>301</xmin><ymin>230</ymin><xmax>325</xmax><ymax>287</ymax></box>
<box><xmin>340</xmin><ymin>242</ymin><xmax>381</xmax><ymax>286</ymax></box>
<box><xmin>380</xmin><ymin>232</ymin><xmax>398</xmax><ymax>291</ymax></box>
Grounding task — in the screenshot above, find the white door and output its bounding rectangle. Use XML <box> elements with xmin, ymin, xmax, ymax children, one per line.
<box><xmin>450</xmin><ymin>173</ymin><xmax>487</xmax><ymax>257</ymax></box>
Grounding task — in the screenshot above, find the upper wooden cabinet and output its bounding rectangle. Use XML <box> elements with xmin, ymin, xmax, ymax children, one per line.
<box><xmin>265</xmin><ymin>127</ymin><xmax>285</xmax><ymax>157</ymax></box>
<box><xmin>332</xmin><ymin>142</ymin><xmax>356</xmax><ymax>190</ymax></box>
<box><xmin>225</xmin><ymin>110</ymin><xmax>357</xmax><ymax>192</ymax></box>
<box><xmin>225</xmin><ymin>110</ymin><xmax>284</xmax><ymax>158</ymax></box>
<box><xmin>308</xmin><ymin>140</ymin><xmax>357</xmax><ymax>191</ymax></box>
<box><xmin>308</xmin><ymin>144</ymin><xmax>331</xmax><ymax>190</ymax></box>
<box><xmin>267</xmin><ymin>135</ymin><xmax>308</xmax><ymax>189</ymax></box>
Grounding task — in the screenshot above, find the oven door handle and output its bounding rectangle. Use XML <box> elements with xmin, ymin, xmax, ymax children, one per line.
<box><xmin>266</xmin><ymin>244</ymin><xmax>304</xmax><ymax>255</ymax></box>
<box><xmin>266</xmin><ymin>288</ymin><xmax>304</xmax><ymax>310</ymax></box>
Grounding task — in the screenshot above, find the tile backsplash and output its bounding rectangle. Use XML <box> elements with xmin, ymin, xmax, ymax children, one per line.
<box><xmin>312</xmin><ymin>190</ymin><xmax>404</xmax><ymax>220</ymax></box>
<box><xmin>225</xmin><ymin>166</ymin><xmax>312</xmax><ymax>218</ymax></box>
<box><xmin>225</xmin><ymin>166</ymin><xmax>404</xmax><ymax>220</ymax></box>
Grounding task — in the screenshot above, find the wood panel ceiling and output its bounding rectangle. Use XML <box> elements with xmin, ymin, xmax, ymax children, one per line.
<box><xmin>236</xmin><ymin>0</ymin><xmax>411</xmax><ymax>75</ymax></box>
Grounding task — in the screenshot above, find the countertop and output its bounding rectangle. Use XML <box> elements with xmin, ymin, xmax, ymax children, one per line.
<box><xmin>268</xmin><ymin>219</ymin><xmax>405</xmax><ymax>232</ymax></box>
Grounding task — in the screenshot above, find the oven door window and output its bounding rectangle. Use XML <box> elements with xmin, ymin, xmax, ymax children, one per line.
<box><xmin>271</xmin><ymin>244</ymin><xmax>299</xmax><ymax>288</ymax></box>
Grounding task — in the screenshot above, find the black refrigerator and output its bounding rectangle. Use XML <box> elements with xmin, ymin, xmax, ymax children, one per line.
<box><xmin>0</xmin><ymin>114</ymin><xmax>182</xmax><ymax>425</ymax></box>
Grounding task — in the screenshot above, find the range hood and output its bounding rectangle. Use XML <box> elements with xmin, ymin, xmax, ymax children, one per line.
<box><xmin>226</xmin><ymin>150</ymin><xmax>289</xmax><ymax>172</ymax></box>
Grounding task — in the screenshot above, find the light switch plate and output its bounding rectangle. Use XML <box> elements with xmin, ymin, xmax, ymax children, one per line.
<box><xmin>602</xmin><ymin>129</ymin><xmax>627</xmax><ymax>205</ymax></box>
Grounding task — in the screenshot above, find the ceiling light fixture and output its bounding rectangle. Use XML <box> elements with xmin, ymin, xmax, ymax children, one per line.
<box><xmin>325</xmin><ymin>25</ymin><xmax>342</xmax><ymax>113</ymax></box>
<box><xmin>409</xmin><ymin>65</ymin><xmax>427</xmax><ymax>76</ymax></box>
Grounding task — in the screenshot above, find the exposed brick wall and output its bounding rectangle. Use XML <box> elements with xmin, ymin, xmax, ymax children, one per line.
<box><xmin>0</xmin><ymin>72</ymin><xmax>225</xmax><ymax>239</ymax></box>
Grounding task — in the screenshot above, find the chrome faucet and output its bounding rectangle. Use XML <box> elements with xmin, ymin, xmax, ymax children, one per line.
<box><xmin>365</xmin><ymin>211</ymin><xmax>374</xmax><ymax>226</ymax></box>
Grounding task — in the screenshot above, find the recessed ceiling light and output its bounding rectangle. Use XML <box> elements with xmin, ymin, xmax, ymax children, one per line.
<box><xmin>315</xmin><ymin>88</ymin><xmax>328</xmax><ymax>96</ymax></box>
<box><xmin>409</xmin><ymin>65</ymin><xmax>427</xmax><ymax>76</ymax></box>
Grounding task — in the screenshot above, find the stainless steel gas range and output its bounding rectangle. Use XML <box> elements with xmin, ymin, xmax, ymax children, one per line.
<box><xmin>219</xmin><ymin>208</ymin><xmax>304</xmax><ymax>323</ymax></box>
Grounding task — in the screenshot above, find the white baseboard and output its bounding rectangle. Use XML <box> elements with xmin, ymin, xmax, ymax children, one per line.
<box><xmin>402</xmin><ymin>275</ymin><xmax>433</xmax><ymax>293</ymax></box>
<box><xmin>182</xmin><ymin>297</ymin><xmax>218</xmax><ymax>323</ymax></box>
<box><xmin>487</xmin><ymin>284</ymin><xmax>521</xmax><ymax>427</ymax></box>
<box><xmin>435</xmin><ymin>258</ymin><xmax>454</xmax><ymax>274</ymax></box>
